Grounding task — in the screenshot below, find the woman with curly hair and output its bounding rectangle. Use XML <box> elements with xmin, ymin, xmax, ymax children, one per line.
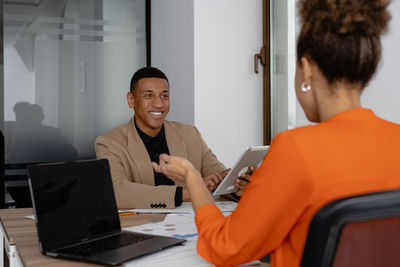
<box><xmin>152</xmin><ymin>0</ymin><xmax>399</xmax><ymax>266</ymax></box>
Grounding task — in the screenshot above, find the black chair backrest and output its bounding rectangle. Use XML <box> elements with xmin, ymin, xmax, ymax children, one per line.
<box><xmin>0</xmin><ymin>131</ymin><xmax>4</xmax><ymax>208</ymax></box>
<box><xmin>300</xmin><ymin>188</ymin><xmax>400</xmax><ymax>267</ymax></box>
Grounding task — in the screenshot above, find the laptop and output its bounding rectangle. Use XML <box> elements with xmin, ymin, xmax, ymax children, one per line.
<box><xmin>27</xmin><ymin>159</ymin><xmax>186</xmax><ymax>266</ymax></box>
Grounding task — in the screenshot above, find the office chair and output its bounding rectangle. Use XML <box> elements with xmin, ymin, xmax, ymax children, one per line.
<box><xmin>300</xmin><ymin>188</ymin><xmax>400</xmax><ymax>267</ymax></box>
<box><xmin>0</xmin><ymin>131</ymin><xmax>4</xmax><ymax>208</ymax></box>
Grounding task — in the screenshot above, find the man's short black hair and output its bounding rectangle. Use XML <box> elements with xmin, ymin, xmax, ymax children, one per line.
<box><xmin>130</xmin><ymin>66</ymin><xmax>169</xmax><ymax>93</ymax></box>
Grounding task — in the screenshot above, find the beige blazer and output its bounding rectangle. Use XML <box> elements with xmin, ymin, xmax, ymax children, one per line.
<box><xmin>95</xmin><ymin>118</ymin><xmax>227</xmax><ymax>209</ymax></box>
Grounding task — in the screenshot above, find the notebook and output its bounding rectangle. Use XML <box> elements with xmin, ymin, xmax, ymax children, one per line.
<box><xmin>27</xmin><ymin>159</ymin><xmax>186</xmax><ymax>266</ymax></box>
<box><xmin>212</xmin><ymin>146</ymin><xmax>269</xmax><ymax>197</ymax></box>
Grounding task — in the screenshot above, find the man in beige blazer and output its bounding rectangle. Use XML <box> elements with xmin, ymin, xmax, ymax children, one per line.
<box><xmin>95</xmin><ymin>67</ymin><xmax>228</xmax><ymax>209</ymax></box>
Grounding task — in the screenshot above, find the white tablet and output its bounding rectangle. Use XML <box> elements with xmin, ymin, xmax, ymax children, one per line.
<box><xmin>212</xmin><ymin>145</ymin><xmax>269</xmax><ymax>197</ymax></box>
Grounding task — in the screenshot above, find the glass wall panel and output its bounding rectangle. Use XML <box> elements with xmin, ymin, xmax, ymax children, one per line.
<box><xmin>270</xmin><ymin>1</ymin><xmax>296</xmax><ymax>137</ymax></box>
<box><xmin>3</xmin><ymin>0</ymin><xmax>147</xmax><ymax>164</ymax></box>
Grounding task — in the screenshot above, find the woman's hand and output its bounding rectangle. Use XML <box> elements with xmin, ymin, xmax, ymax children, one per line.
<box><xmin>152</xmin><ymin>154</ymin><xmax>197</xmax><ymax>182</ymax></box>
<box><xmin>152</xmin><ymin>153</ymin><xmax>214</xmax><ymax>211</ymax></box>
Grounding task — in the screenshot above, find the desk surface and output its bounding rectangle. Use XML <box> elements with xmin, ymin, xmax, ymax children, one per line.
<box><xmin>1</xmin><ymin>208</ymin><xmax>269</xmax><ymax>267</ymax></box>
<box><xmin>0</xmin><ymin>208</ymin><xmax>165</xmax><ymax>266</ymax></box>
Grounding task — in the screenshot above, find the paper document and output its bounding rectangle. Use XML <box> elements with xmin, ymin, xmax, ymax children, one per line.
<box><xmin>126</xmin><ymin>213</ymin><xmax>198</xmax><ymax>239</ymax></box>
<box><xmin>124</xmin><ymin>213</ymin><xmax>208</xmax><ymax>266</ymax></box>
<box><xmin>124</xmin><ymin>213</ymin><xmax>261</xmax><ymax>266</ymax></box>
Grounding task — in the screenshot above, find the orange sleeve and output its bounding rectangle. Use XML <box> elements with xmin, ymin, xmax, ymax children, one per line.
<box><xmin>194</xmin><ymin>131</ymin><xmax>315</xmax><ymax>267</ymax></box>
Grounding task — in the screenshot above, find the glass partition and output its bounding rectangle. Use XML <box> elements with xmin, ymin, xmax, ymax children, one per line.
<box><xmin>3</xmin><ymin>0</ymin><xmax>148</xmax><ymax>165</ymax></box>
<box><xmin>270</xmin><ymin>0</ymin><xmax>296</xmax><ymax>137</ymax></box>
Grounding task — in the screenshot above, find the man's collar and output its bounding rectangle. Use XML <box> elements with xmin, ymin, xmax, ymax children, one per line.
<box><xmin>134</xmin><ymin>117</ymin><xmax>165</xmax><ymax>144</ymax></box>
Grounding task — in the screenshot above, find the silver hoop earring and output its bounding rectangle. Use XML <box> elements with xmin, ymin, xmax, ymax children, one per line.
<box><xmin>301</xmin><ymin>82</ymin><xmax>311</xmax><ymax>92</ymax></box>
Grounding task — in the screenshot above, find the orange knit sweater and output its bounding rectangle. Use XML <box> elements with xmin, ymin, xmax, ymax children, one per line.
<box><xmin>195</xmin><ymin>108</ymin><xmax>400</xmax><ymax>267</ymax></box>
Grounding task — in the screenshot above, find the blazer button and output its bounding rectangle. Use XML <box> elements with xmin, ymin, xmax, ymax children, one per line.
<box><xmin>162</xmin><ymin>204</ymin><xmax>166</xmax><ymax>208</ymax></box>
<box><xmin>150</xmin><ymin>204</ymin><xmax>155</xmax><ymax>208</ymax></box>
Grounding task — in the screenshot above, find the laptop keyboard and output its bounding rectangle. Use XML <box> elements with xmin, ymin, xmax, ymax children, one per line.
<box><xmin>56</xmin><ymin>231</ymin><xmax>154</xmax><ymax>257</ymax></box>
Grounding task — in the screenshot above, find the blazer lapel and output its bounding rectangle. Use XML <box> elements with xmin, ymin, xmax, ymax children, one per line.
<box><xmin>127</xmin><ymin>117</ymin><xmax>155</xmax><ymax>185</ymax></box>
<box><xmin>164</xmin><ymin>121</ymin><xmax>188</xmax><ymax>159</ymax></box>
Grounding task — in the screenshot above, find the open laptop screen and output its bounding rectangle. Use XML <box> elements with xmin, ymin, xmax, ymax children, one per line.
<box><xmin>28</xmin><ymin>159</ymin><xmax>120</xmax><ymax>252</ymax></box>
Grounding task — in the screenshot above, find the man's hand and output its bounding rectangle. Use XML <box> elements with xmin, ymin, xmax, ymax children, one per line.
<box><xmin>234</xmin><ymin>166</ymin><xmax>254</xmax><ymax>197</ymax></box>
<box><xmin>203</xmin><ymin>171</ymin><xmax>227</xmax><ymax>192</ymax></box>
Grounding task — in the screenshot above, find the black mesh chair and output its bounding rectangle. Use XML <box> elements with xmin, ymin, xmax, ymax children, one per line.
<box><xmin>300</xmin><ymin>188</ymin><xmax>400</xmax><ymax>267</ymax></box>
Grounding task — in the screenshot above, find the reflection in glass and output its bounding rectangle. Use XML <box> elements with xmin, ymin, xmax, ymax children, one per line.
<box><xmin>4</xmin><ymin>0</ymin><xmax>147</xmax><ymax>164</ymax></box>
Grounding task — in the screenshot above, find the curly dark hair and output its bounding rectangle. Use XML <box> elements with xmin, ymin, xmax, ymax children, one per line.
<box><xmin>297</xmin><ymin>0</ymin><xmax>391</xmax><ymax>88</ymax></box>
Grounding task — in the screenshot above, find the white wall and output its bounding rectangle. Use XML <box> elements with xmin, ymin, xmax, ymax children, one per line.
<box><xmin>360</xmin><ymin>1</ymin><xmax>400</xmax><ymax>124</ymax></box>
<box><xmin>193</xmin><ymin>0</ymin><xmax>263</xmax><ymax>167</ymax></box>
<box><xmin>295</xmin><ymin>1</ymin><xmax>400</xmax><ymax>127</ymax></box>
<box><xmin>152</xmin><ymin>0</ymin><xmax>263</xmax><ymax>167</ymax></box>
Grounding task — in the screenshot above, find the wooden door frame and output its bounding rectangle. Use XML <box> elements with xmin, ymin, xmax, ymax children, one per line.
<box><xmin>255</xmin><ymin>0</ymin><xmax>271</xmax><ymax>145</ymax></box>
<box><xmin>263</xmin><ymin>0</ymin><xmax>271</xmax><ymax>145</ymax></box>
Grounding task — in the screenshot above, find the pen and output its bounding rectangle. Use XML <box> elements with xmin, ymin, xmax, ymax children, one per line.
<box><xmin>118</xmin><ymin>212</ymin><xmax>137</xmax><ymax>216</ymax></box>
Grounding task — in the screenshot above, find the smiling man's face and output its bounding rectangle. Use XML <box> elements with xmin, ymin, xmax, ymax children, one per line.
<box><xmin>127</xmin><ymin>77</ymin><xmax>170</xmax><ymax>137</ymax></box>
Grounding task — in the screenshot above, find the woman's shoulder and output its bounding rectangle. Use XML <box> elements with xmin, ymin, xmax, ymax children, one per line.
<box><xmin>273</xmin><ymin>124</ymin><xmax>318</xmax><ymax>142</ymax></box>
